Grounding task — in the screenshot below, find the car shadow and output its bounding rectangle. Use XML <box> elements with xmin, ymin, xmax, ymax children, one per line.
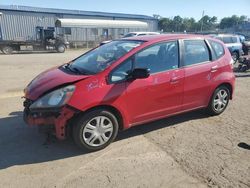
<box><xmin>0</xmin><ymin>109</ymin><xmax>208</xmax><ymax>170</ymax></box>
<box><xmin>117</xmin><ymin>109</ymin><xmax>208</xmax><ymax>140</ymax></box>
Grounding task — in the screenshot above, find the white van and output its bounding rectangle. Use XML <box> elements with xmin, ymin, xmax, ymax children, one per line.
<box><xmin>123</xmin><ymin>32</ymin><xmax>160</xmax><ymax>38</ymax></box>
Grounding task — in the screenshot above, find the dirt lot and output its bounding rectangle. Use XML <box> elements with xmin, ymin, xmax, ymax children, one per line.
<box><xmin>0</xmin><ymin>51</ymin><xmax>249</xmax><ymax>188</ymax></box>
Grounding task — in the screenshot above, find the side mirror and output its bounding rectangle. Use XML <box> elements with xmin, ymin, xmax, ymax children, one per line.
<box><xmin>129</xmin><ymin>68</ymin><xmax>150</xmax><ymax>80</ymax></box>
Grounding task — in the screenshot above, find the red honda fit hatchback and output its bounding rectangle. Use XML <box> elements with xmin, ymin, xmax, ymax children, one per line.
<box><xmin>23</xmin><ymin>34</ymin><xmax>235</xmax><ymax>151</ymax></box>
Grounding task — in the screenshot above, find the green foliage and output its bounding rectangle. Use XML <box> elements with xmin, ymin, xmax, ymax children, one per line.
<box><xmin>158</xmin><ymin>14</ymin><xmax>247</xmax><ymax>32</ymax></box>
<box><xmin>220</xmin><ymin>15</ymin><xmax>247</xmax><ymax>29</ymax></box>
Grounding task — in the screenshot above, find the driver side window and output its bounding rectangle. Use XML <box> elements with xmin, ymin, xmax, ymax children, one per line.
<box><xmin>110</xmin><ymin>59</ymin><xmax>132</xmax><ymax>83</ymax></box>
<box><xmin>134</xmin><ymin>41</ymin><xmax>179</xmax><ymax>74</ymax></box>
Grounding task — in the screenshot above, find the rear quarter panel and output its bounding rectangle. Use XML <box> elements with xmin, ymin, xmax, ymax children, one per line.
<box><xmin>210</xmin><ymin>48</ymin><xmax>235</xmax><ymax>100</ymax></box>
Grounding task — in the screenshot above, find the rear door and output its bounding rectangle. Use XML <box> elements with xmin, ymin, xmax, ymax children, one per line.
<box><xmin>181</xmin><ymin>39</ymin><xmax>218</xmax><ymax>110</ymax></box>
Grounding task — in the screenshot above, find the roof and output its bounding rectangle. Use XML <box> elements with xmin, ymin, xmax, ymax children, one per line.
<box><xmin>0</xmin><ymin>5</ymin><xmax>156</xmax><ymax>20</ymax></box>
<box><xmin>126</xmin><ymin>32</ymin><xmax>160</xmax><ymax>35</ymax></box>
<box><xmin>123</xmin><ymin>34</ymin><xmax>207</xmax><ymax>42</ymax></box>
<box><xmin>55</xmin><ymin>18</ymin><xmax>148</xmax><ymax>28</ymax></box>
<box><xmin>213</xmin><ymin>34</ymin><xmax>240</xmax><ymax>37</ymax></box>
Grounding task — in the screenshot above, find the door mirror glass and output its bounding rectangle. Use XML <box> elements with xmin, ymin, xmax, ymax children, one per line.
<box><xmin>129</xmin><ymin>68</ymin><xmax>150</xmax><ymax>80</ymax></box>
<box><xmin>110</xmin><ymin>59</ymin><xmax>133</xmax><ymax>83</ymax></box>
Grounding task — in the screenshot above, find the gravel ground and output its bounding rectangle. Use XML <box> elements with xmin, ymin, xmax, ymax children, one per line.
<box><xmin>0</xmin><ymin>51</ymin><xmax>249</xmax><ymax>188</ymax></box>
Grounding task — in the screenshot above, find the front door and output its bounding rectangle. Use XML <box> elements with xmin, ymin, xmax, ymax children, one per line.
<box><xmin>125</xmin><ymin>41</ymin><xmax>184</xmax><ymax>125</ymax></box>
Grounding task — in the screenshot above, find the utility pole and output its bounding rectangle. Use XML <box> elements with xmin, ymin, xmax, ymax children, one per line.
<box><xmin>0</xmin><ymin>12</ymin><xmax>2</xmax><ymax>40</ymax></box>
<box><xmin>200</xmin><ymin>10</ymin><xmax>205</xmax><ymax>32</ymax></box>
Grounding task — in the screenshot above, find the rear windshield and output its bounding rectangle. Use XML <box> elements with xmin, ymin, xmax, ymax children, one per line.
<box><xmin>218</xmin><ymin>36</ymin><xmax>238</xmax><ymax>44</ymax></box>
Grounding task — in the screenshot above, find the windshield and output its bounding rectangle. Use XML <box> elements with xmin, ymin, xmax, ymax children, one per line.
<box><xmin>68</xmin><ymin>40</ymin><xmax>143</xmax><ymax>74</ymax></box>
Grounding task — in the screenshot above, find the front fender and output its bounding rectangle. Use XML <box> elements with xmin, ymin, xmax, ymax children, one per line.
<box><xmin>67</xmin><ymin>77</ymin><xmax>131</xmax><ymax>129</ymax></box>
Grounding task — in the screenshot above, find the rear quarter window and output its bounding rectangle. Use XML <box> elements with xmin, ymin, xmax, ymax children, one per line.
<box><xmin>209</xmin><ymin>40</ymin><xmax>225</xmax><ymax>59</ymax></box>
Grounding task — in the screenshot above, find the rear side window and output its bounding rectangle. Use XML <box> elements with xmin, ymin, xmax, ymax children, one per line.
<box><xmin>221</xmin><ymin>36</ymin><xmax>238</xmax><ymax>44</ymax></box>
<box><xmin>183</xmin><ymin>40</ymin><xmax>210</xmax><ymax>66</ymax></box>
<box><xmin>209</xmin><ymin>40</ymin><xmax>225</xmax><ymax>59</ymax></box>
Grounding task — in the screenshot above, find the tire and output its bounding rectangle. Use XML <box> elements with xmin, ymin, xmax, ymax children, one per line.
<box><xmin>207</xmin><ymin>86</ymin><xmax>230</xmax><ymax>116</ymax></box>
<box><xmin>237</xmin><ymin>64</ymin><xmax>243</xmax><ymax>72</ymax></box>
<box><xmin>2</xmin><ymin>46</ymin><xmax>13</xmax><ymax>54</ymax></box>
<box><xmin>241</xmin><ymin>66</ymin><xmax>247</xmax><ymax>72</ymax></box>
<box><xmin>56</xmin><ymin>44</ymin><xmax>66</xmax><ymax>53</ymax></box>
<box><xmin>73</xmin><ymin>109</ymin><xmax>119</xmax><ymax>151</ymax></box>
<box><xmin>232</xmin><ymin>51</ymin><xmax>239</xmax><ymax>63</ymax></box>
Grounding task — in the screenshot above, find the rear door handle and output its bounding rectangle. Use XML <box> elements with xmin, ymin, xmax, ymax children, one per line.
<box><xmin>211</xmin><ymin>65</ymin><xmax>218</xmax><ymax>72</ymax></box>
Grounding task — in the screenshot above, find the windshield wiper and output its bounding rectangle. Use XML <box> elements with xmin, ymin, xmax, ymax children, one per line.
<box><xmin>64</xmin><ymin>63</ymin><xmax>82</xmax><ymax>74</ymax></box>
<box><xmin>71</xmin><ymin>66</ymin><xmax>83</xmax><ymax>74</ymax></box>
<box><xmin>64</xmin><ymin>63</ymin><xmax>94</xmax><ymax>75</ymax></box>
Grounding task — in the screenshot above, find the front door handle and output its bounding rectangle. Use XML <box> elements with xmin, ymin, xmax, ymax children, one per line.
<box><xmin>170</xmin><ymin>76</ymin><xmax>180</xmax><ymax>84</ymax></box>
<box><xmin>211</xmin><ymin>65</ymin><xmax>218</xmax><ymax>72</ymax></box>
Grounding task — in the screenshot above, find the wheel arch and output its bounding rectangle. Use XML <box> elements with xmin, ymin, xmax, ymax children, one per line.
<box><xmin>215</xmin><ymin>82</ymin><xmax>233</xmax><ymax>99</ymax></box>
<box><xmin>69</xmin><ymin>104</ymin><xmax>125</xmax><ymax>132</ymax></box>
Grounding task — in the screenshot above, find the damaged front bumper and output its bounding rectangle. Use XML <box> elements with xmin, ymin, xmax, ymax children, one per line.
<box><xmin>23</xmin><ymin>99</ymin><xmax>77</xmax><ymax>140</ymax></box>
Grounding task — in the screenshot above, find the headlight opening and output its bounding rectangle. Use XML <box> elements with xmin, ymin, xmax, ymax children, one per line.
<box><xmin>30</xmin><ymin>85</ymin><xmax>75</xmax><ymax>110</ymax></box>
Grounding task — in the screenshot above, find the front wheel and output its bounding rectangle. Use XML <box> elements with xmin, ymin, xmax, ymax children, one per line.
<box><xmin>73</xmin><ymin>109</ymin><xmax>119</xmax><ymax>151</ymax></box>
<box><xmin>207</xmin><ymin>86</ymin><xmax>230</xmax><ymax>116</ymax></box>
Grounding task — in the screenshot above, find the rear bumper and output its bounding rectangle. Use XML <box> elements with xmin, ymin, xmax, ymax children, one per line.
<box><xmin>23</xmin><ymin>106</ymin><xmax>76</xmax><ymax>140</ymax></box>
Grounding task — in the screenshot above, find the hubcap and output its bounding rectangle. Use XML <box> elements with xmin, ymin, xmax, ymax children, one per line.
<box><xmin>82</xmin><ymin>116</ymin><xmax>113</xmax><ymax>147</ymax></box>
<box><xmin>58</xmin><ymin>46</ymin><xmax>64</xmax><ymax>52</ymax></box>
<box><xmin>58</xmin><ymin>47</ymin><xmax>64</xmax><ymax>52</ymax></box>
<box><xmin>213</xmin><ymin>89</ymin><xmax>228</xmax><ymax>112</ymax></box>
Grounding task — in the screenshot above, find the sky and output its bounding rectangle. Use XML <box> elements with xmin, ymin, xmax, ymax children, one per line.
<box><xmin>1</xmin><ymin>0</ymin><xmax>250</xmax><ymax>21</ymax></box>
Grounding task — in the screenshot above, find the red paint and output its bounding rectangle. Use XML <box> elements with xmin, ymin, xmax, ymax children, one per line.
<box><xmin>25</xmin><ymin>66</ymin><xmax>90</xmax><ymax>100</ymax></box>
<box><xmin>24</xmin><ymin>34</ymin><xmax>235</xmax><ymax>139</ymax></box>
<box><xmin>26</xmin><ymin>107</ymin><xmax>75</xmax><ymax>139</ymax></box>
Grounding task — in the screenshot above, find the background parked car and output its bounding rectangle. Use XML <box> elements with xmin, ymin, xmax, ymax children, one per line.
<box><xmin>242</xmin><ymin>40</ymin><xmax>250</xmax><ymax>55</ymax></box>
<box><xmin>212</xmin><ymin>34</ymin><xmax>243</xmax><ymax>62</ymax></box>
<box><xmin>123</xmin><ymin>32</ymin><xmax>160</xmax><ymax>38</ymax></box>
<box><xmin>100</xmin><ymin>32</ymin><xmax>161</xmax><ymax>45</ymax></box>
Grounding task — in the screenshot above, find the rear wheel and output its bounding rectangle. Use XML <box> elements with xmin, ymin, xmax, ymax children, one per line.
<box><xmin>241</xmin><ymin>66</ymin><xmax>248</xmax><ymax>72</ymax></box>
<box><xmin>207</xmin><ymin>86</ymin><xmax>230</xmax><ymax>116</ymax></box>
<box><xmin>73</xmin><ymin>109</ymin><xmax>119</xmax><ymax>151</ymax></box>
<box><xmin>238</xmin><ymin>64</ymin><xmax>243</xmax><ymax>71</ymax></box>
<box><xmin>56</xmin><ymin>44</ymin><xmax>66</xmax><ymax>53</ymax></box>
<box><xmin>2</xmin><ymin>46</ymin><xmax>13</xmax><ymax>54</ymax></box>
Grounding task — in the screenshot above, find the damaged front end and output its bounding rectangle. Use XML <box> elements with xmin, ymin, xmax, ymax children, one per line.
<box><xmin>23</xmin><ymin>85</ymin><xmax>78</xmax><ymax>139</ymax></box>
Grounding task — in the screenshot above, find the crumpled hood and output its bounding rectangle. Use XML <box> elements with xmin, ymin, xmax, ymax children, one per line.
<box><xmin>25</xmin><ymin>67</ymin><xmax>89</xmax><ymax>100</ymax></box>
